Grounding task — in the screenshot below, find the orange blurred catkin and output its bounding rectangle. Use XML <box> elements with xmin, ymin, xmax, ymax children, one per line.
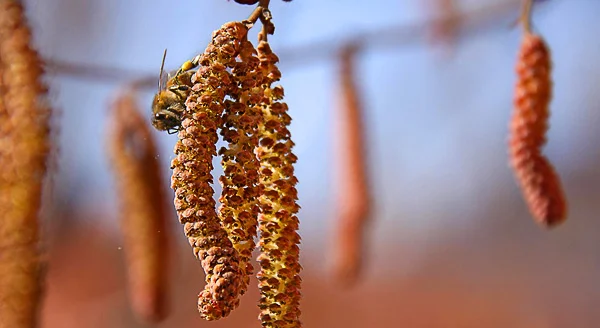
<box><xmin>255</xmin><ymin>39</ymin><xmax>302</xmax><ymax>328</ymax></box>
<box><xmin>0</xmin><ymin>1</ymin><xmax>52</xmax><ymax>327</ymax></box>
<box><xmin>107</xmin><ymin>90</ymin><xmax>170</xmax><ymax>322</ymax></box>
<box><xmin>509</xmin><ymin>32</ymin><xmax>566</xmax><ymax>227</ymax></box>
<box><xmin>426</xmin><ymin>0</ymin><xmax>459</xmax><ymax>53</ymax></box>
<box><xmin>170</xmin><ymin>22</ymin><xmax>248</xmax><ymax>320</ymax></box>
<box><xmin>333</xmin><ymin>45</ymin><xmax>372</xmax><ymax>286</ymax></box>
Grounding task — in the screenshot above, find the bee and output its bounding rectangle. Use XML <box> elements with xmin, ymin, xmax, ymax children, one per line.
<box><xmin>151</xmin><ymin>49</ymin><xmax>201</xmax><ymax>134</ymax></box>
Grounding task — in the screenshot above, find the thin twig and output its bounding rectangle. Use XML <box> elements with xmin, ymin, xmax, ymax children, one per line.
<box><xmin>243</xmin><ymin>5</ymin><xmax>265</xmax><ymax>28</ymax></box>
<box><xmin>520</xmin><ymin>0</ymin><xmax>533</xmax><ymax>33</ymax></box>
<box><xmin>47</xmin><ymin>0</ymin><xmax>521</xmax><ymax>88</ymax></box>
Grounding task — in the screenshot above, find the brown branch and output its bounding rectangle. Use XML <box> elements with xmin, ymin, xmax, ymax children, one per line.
<box><xmin>278</xmin><ymin>0</ymin><xmax>520</xmax><ymax>65</ymax></box>
<box><xmin>46</xmin><ymin>0</ymin><xmax>521</xmax><ymax>87</ymax></box>
<box><xmin>243</xmin><ymin>3</ymin><xmax>267</xmax><ymax>28</ymax></box>
<box><xmin>45</xmin><ymin>58</ymin><xmax>148</xmax><ymax>85</ymax></box>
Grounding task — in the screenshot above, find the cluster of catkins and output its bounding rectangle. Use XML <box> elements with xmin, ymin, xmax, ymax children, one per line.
<box><xmin>170</xmin><ymin>21</ymin><xmax>301</xmax><ymax>327</ymax></box>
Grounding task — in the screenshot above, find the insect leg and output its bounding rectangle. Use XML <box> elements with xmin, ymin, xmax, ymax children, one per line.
<box><xmin>167</xmin><ymin>85</ymin><xmax>190</xmax><ymax>100</ymax></box>
<box><xmin>173</xmin><ymin>55</ymin><xmax>201</xmax><ymax>84</ymax></box>
<box><xmin>168</xmin><ymin>85</ymin><xmax>190</xmax><ymax>92</ymax></box>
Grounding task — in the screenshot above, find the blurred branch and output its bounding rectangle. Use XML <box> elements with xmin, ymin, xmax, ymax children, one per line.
<box><xmin>47</xmin><ymin>0</ymin><xmax>520</xmax><ymax>89</ymax></box>
<box><xmin>277</xmin><ymin>0</ymin><xmax>519</xmax><ymax>63</ymax></box>
<box><xmin>45</xmin><ymin>58</ymin><xmax>148</xmax><ymax>86</ymax></box>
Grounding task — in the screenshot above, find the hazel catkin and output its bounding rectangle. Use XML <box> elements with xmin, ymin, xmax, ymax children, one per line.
<box><xmin>107</xmin><ymin>90</ymin><xmax>170</xmax><ymax>323</ymax></box>
<box><xmin>217</xmin><ymin>38</ymin><xmax>263</xmax><ymax>296</ymax></box>
<box><xmin>0</xmin><ymin>1</ymin><xmax>51</xmax><ymax>327</ymax></box>
<box><xmin>509</xmin><ymin>32</ymin><xmax>566</xmax><ymax>227</ymax></box>
<box><xmin>170</xmin><ymin>22</ymin><xmax>248</xmax><ymax>320</ymax></box>
<box><xmin>333</xmin><ymin>45</ymin><xmax>372</xmax><ymax>287</ymax></box>
<box><xmin>255</xmin><ymin>40</ymin><xmax>302</xmax><ymax>328</ymax></box>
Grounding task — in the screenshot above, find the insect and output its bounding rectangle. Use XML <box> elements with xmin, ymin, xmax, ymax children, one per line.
<box><xmin>151</xmin><ymin>49</ymin><xmax>201</xmax><ymax>134</ymax></box>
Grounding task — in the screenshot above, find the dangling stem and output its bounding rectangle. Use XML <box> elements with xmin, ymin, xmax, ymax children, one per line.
<box><xmin>244</xmin><ymin>0</ymin><xmax>271</xmax><ymax>29</ymax></box>
<box><xmin>244</xmin><ymin>7</ymin><xmax>263</xmax><ymax>27</ymax></box>
<box><xmin>259</xmin><ymin>19</ymin><xmax>270</xmax><ymax>42</ymax></box>
<box><xmin>259</xmin><ymin>0</ymin><xmax>274</xmax><ymax>41</ymax></box>
<box><xmin>520</xmin><ymin>0</ymin><xmax>533</xmax><ymax>33</ymax></box>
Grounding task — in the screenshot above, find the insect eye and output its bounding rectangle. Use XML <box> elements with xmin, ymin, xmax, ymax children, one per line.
<box><xmin>155</xmin><ymin>112</ymin><xmax>170</xmax><ymax>121</ymax></box>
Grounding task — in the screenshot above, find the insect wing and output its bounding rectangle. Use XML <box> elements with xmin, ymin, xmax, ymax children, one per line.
<box><xmin>165</xmin><ymin>68</ymin><xmax>180</xmax><ymax>88</ymax></box>
<box><xmin>159</xmin><ymin>69</ymin><xmax>169</xmax><ymax>90</ymax></box>
<box><xmin>158</xmin><ymin>49</ymin><xmax>168</xmax><ymax>91</ymax></box>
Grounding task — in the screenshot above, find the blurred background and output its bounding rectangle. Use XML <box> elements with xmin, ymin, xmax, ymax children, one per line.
<box><xmin>21</xmin><ymin>0</ymin><xmax>600</xmax><ymax>326</ymax></box>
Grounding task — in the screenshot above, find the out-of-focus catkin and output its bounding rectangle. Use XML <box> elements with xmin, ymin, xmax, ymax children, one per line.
<box><xmin>218</xmin><ymin>38</ymin><xmax>262</xmax><ymax>296</ymax></box>
<box><xmin>426</xmin><ymin>0</ymin><xmax>459</xmax><ymax>54</ymax></box>
<box><xmin>170</xmin><ymin>22</ymin><xmax>247</xmax><ymax>320</ymax></box>
<box><xmin>107</xmin><ymin>90</ymin><xmax>170</xmax><ymax>323</ymax></box>
<box><xmin>0</xmin><ymin>1</ymin><xmax>51</xmax><ymax>327</ymax></box>
<box><xmin>509</xmin><ymin>32</ymin><xmax>566</xmax><ymax>227</ymax></box>
<box><xmin>255</xmin><ymin>40</ymin><xmax>302</xmax><ymax>328</ymax></box>
<box><xmin>333</xmin><ymin>45</ymin><xmax>371</xmax><ymax>287</ymax></box>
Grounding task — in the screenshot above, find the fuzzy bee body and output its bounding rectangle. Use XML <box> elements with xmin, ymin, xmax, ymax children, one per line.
<box><xmin>151</xmin><ymin>51</ymin><xmax>200</xmax><ymax>134</ymax></box>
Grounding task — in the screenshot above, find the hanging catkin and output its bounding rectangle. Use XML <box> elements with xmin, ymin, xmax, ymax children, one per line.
<box><xmin>510</xmin><ymin>31</ymin><xmax>566</xmax><ymax>227</ymax></box>
<box><xmin>255</xmin><ymin>38</ymin><xmax>302</xmax><ymax>328</ymax></box>
<box><xmin>426</xmin><ymin>0</ymin><xmax>459</xmax><ymax>54</ymax></box>
<box><xmin>170</xmin><ymin>22</ymin><xmax>248</xmax><ymax>320</ymax></box>
<box><xmin>218</xmin><ymin>37</ymin><xmax>263</xmax><ymax>296</ymax></box>
<box><xmin>107</xmin><ymin>90</ymin><xmax>170</xmax><ymax>322</ymax></box>
<box><xmin>0</xmin><ymin>1</ymin><xmax>51</xmax><ymax>327</ymax></box>
<box><xmin>333</xmin><ymin>45</ymin><xmax>372</xmax><ymax>286</ymax></box>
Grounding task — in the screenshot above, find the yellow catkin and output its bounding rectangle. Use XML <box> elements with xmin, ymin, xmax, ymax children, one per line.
<box><xmin>509</xmin><ymin>32</ymin><xmax>566</xmax><ymax>227</ymax></box>
<box><xmin>218</xmin><ymin>38</ymin><xmax>262</xmax><ymax>296</ymax></box>
<box><xmin>255</xmin><ymin>40</ymin><xmax>302</xmax><ymax>328</ymax></box>
<box><xmin>333</xmin><ymin>45</ymin><xmax>372</xmax><ymax>286</ymax></box>
<box><xmin>170</xmin><ymin>22</ymin><xmax>248</xmax><ymax>320</ymax></box>
<box><xmin>0</xmin><ymin>1</ymin><xmax>51</xmax><ymax>327</ymax></box>
<box><xmin>107</xmin><ymin>90</ymin><xmax>170</xmax><ymax>323</ymax></box>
